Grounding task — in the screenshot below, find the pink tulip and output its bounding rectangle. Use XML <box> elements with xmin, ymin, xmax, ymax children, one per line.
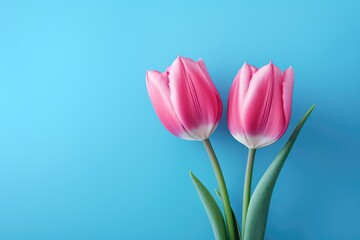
<box><xmin>146</xmin><ymin>56</ymin><xmax>222</xmax><ymax>141</ymax></box>
<box><xmin>227</xmin><ymin>62</ymin><xmax>294</xmax><ymax>149</ymax></box>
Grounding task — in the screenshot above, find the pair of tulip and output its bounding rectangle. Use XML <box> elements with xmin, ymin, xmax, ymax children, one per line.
<box><xmin>146</xmin><ymin>56</ymin><xmax>294</xmax><ymax>148</ymax></box>
<box><xmin>146</xmin><ymin>56</ymin><xmax>297</xmax><ymax>240</ymax></box>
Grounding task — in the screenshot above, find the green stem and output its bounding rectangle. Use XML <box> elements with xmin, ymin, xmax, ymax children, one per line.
<box><xmin>202</xmin><ymin>139</ymin><xmax>236</xmax><ymax>240</ymax></box>
<box><xmin>242</xmin><ymin>148</ymin><xmax>256</xmax><ymax>239</ymax></box>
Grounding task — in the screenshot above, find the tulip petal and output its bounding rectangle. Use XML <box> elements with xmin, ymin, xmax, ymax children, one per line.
<box><xmin>228</xmin><ymin>63</ymin><xmax>256</xmax><ymax>146</ymax></box>
<box><xmin>198</xmin><ymin>59</ymin><xmax>223</xmax><ymax>132</ymax></box>
<box><xmin>228</xmin><ymin>70</ymin><xmax>242</xmax><ymax>139</ymax></box>
<box><xmin>146</xmin><ymin>70</ymin><xmax>193</xmax><ymax>139</ymax></box>
<box><xmin>256</xmin><ymin>64</ymin><xmax>286</xmax><ymax>148</ymax></box>
<box><xmin>241</xmin><ymin>63</ymin><xmax>274</xmax><ymax>147</ymax></box>
<box><xmin>282</xmin><ymin>67</ymin><xmax>294</xmax><ymax>127</ymax></box>
<box><xmin>250</xmin><ymin>65</ymin><xmax>257</xmax><ymax>74</ymax></box>
<box><xmin>197</xmin><ymin>59</ymin><xmax>214</xmax><ymax>88</ymax></box>
<box><xmin>169</xmin><ymin>57</ymin><xmax>220</xmax><ymax>139</ymax></box>
<box><xmin>239</xmin><ymin>63</ymin><xmax>256</xmax><ymax>104</ymax></box>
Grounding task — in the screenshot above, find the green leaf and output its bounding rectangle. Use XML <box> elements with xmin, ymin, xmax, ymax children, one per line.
<box><xmin>216</xmin><ymin>189</ymin><xmax>242</xmax><ymax>240</ymax></box>
<box><xmin>244</xmin><ymin>105</ymin><xmax>315</xmax><ymax>240</ymax></box>
<box><xmin>190</xmin><ymin>171</ymin><xmax>227</xmax><ymax>240</ymax></box>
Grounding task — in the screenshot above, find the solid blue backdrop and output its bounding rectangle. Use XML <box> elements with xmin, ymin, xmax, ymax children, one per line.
<box><xmin>0</xmin><ymin>0</ymin><xmax>359</xmax><ymax>239</ymax></box>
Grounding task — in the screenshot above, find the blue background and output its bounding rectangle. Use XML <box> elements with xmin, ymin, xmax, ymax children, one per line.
<box><xmin>0</xmin><ymin>0</ymin><xmax>359</xmax><ymax>239</ymax></box>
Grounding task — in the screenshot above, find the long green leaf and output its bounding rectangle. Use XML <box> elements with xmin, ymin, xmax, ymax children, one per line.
<box><xmin>216</xmin><ymin>189</ymin><xmax>242</xmax><ymax>240</ymax></box>
<box><xmin>244</xmin><ymin>105</ymin><xmax>315</xmax><ymax>240</ymax></box>
<box><xmin>190</xmin><ymin>171</ymin><xmax>227</xmax><ymax>240</ymax></box>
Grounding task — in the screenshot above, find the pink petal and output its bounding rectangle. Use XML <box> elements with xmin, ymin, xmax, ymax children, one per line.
<box><xmin>256</xmin><ymin>64</ymin><xmax>286</xmax><ymax>147</ymax></box>
<box><xmin>282</xmin><ymin>67</ymin><xmax>294</xmax><ymax>127</ymax></box>
<box><xmin>197</xmin><ymin>59</ymin><xmax>214</xmax><ymax>88</ymax></box>
<box><xmin>250</xmin><ymin>65</ymin><xmax>257</xmax><ymax>74</ymax></box>
<box><xmin>241</xmin><ymin>63</ymin><xmax>274</xmax><ymax>142</ymax></box>
<box><xmin>168</xmin><ymin>57</ymin><xmax>220</xmax><ymax>139</ymax></box>
<box><xmin>228</xmin><ymin>63</ymin><xmax>255</xmax><ymax>146</ymax></box>
<box><xmin>146</xmin><ymin>70</ymin><xmax>192</xmax><ymax>139</ymax></box>
<box><xmin>198</xmin><ymin>58</ymin><xmax>223</xmax><ymax>131</ymax></box>
<box><xmin>239</xmin><ymin>63</ymin><xmax>256</xmax><ymax>104</ymax></box>
<box><xmin>228</xmin><ymin>70</ymin><xmax>242</xmax><ymax>136</ymax></box>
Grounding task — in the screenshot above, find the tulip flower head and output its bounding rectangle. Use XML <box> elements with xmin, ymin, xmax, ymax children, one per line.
<box><xmin>146</xmin><ymin>56</ymin><xmax>222</xmax><ymax>141</ymax></box>
<box><xmin>228</xmin><ymin>62</ymin><xmax>294</xmax><ymax>149</ymax></box>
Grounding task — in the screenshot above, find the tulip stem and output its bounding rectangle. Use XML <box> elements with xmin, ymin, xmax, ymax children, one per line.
<box><xmin>242</xmin><ymin>148</ymin><xmax>256</xmax><ymax>238</ymax></box>
<box><xmin>202</xmin><ymin>139</ymin><xmax>236</xmax><ymax>240</ymax></box>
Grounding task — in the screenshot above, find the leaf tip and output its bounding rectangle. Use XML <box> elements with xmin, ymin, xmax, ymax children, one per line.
<box><xmin>310</xmin><ymin>104</ymin><xmax>315</xmax><ymax>110</ymax></box>
<box><xmin>189</xmin><ymin>170</ymin><xmax>198</xmax><ymax>183</ymax></box>
<box><xmin>305</xmin><ymin>104</ymin><xmax>315</xmax><ymax>118</ymax></box>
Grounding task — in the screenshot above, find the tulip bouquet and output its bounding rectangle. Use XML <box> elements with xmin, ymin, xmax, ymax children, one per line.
<box><xmin>146</xmin><ymin>56</ymin><xmax>314</xmax><ymax>240</ymax></box>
